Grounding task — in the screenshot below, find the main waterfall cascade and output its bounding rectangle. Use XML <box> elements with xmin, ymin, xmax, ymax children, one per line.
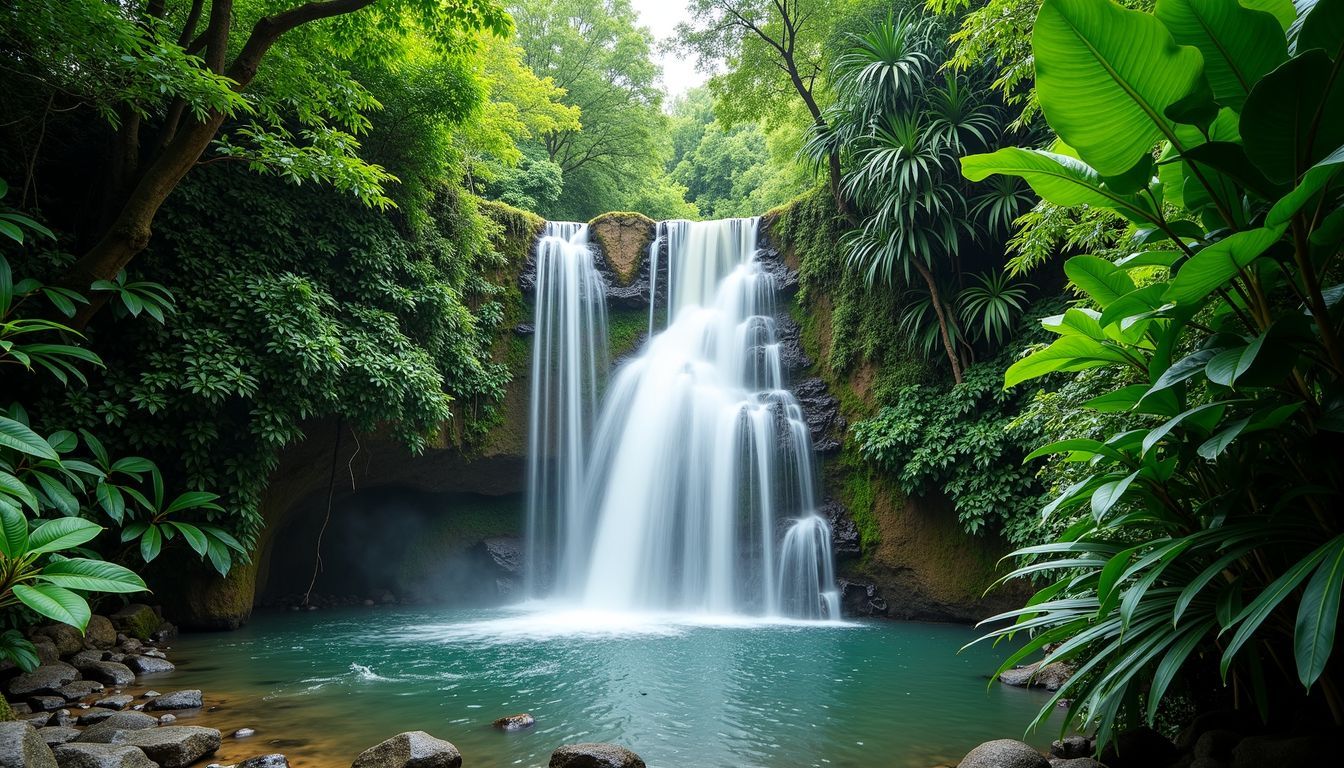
<box><xmin>526</xmin><ymin>217</ymin><xmax>840</xmax><ymax>620</ymax></box>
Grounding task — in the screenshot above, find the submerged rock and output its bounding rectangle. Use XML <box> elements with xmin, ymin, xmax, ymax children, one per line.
<box><xmin>350</xmin><ymin>731</ymin><xmax>462</xmax><ymax>768</ymax></box>
<box><xmin>0</xmin><ymin>722</ymin><xmax>58</xmax><ymax>768</ymax></box>
<box><xmin>549</xmin><ymin>743</ymin><xmax>646</xmax><ymax>768</ymax></box>
<box><xmin>237</xmin><ymin>756</ymin><xmax>290</xmax><ymax>768</ymax></box>
<box><xmin>957</xmin><ymin>739</ymin><xmax>1050</xmax><ymax>768</ymax></box>
<box><xmin>491</xmin><ymin>713</ymin><xmax>535</xmax><ymax>731</ymax></box>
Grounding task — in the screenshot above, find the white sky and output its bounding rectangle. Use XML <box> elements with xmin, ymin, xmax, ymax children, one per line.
<box><xmin>630</xmin><ymin>0</ymin><xmax>710</xmax><ymax>99</ymax></box>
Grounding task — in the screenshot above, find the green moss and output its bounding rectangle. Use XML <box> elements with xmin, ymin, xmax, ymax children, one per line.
<box><xmin>842</xmin><ymin>463</ymin><xmax>881</xmax><ymax>559</ymax></box>
<box><xmin>116</xmin><ymin>604</ymin><xmax>162</xmax><ymax>640</ymax></box>
<box><xmin>607</xmin><ymin>307</ymin><xmax>654</xmax><ymax>361</ymax></box>
<box><xmin>0</xmin><ymin>696</ymin><xmax>13</xmax><ymax>721</ymax></box>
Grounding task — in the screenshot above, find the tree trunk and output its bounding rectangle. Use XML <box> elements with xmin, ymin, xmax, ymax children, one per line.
<box><xmin>913</xmin><ymin>259</ymin><xmax>963</xmax><ymax>385</ymax></box>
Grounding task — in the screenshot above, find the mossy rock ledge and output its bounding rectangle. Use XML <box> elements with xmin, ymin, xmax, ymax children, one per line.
<box><xmin>587</xmin><ymin>212</ymin><xmax>655</xmax><ymax>288</ymax></box>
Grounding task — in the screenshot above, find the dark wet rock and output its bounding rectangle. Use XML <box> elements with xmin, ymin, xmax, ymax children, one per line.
<box><xmin>57</xmin><ymin>681</ymin><xmax>106</xmax><ymax>701</ymax></box>
<box><xmin>84</xmin><ymin>617</ymin><xmax>117</xmax><ymax>651</ymax></box>
<box><xmin>75</xmin><ymin>711</ymin><xmax>159</xmax><ymax>744</ymax></box>
<box><xmin>22</xmin><ymin>712</ymin><xmax>53</xmax><ymax>728</ymax></box>
<box><xmin>1050</xmin><ymin>736</ymin><xmax>1091</xmax><ymax>760</ymax></box>
<box><xmin>1231</xmin><ymin>733</ymin><xmax>1332</xmax><ymax>768</ymax></box>
<box><xmin>0</xmin><ymin>721</ymin><xmax>58</xmax><ymax>768</ymax></box>
<box><xmin>53</xmin><ymin>743</ymin><xmax>157</xmax><ymax>768</ymax></box>
<box><xmin>76</xmin><ymin>662</ymin><xmax>134</xmax><ymax>687</ymax></box>
<box><xmin>792</xmin><ymin>378</ymin><xmax>844</xmax><ymax>454</ymax></box>
<box><xmin>139</xmin><ymin>649</ymin><xmax>167</xmax><ymax>660</ymax></box>
<box><xmin>125</xmin><ymin>725</ymin><xmax>221</xmax><ymax>767</ymax></box>
<box><xmin>820</xmin><ymin>498</ymin><xmax>861</xmax><ymax>557</ymax></box>
<box><xmin>350</xmin><ymin>730</ymin><xmax>462</xmax><ymax>768</ymax></box>
<box><xmin>149</xmin><ymin>623</ymin><xmax>176</xmax><ymax>643</ymax></box>
<box><xmin>108</xmin><ymin>606</ymin><xmax>158</xmax><ymax>642</ymax></box>
<box><xmin>93</xmin><ymin>695</ymin><xmax>134</xmax><ymax>711</ymax></box>
<box><xmin>8</xmin><ymin>703</ymin><xmax>32</xmax><ymax>716</ymax></box>
<box><xmin>999</xmin><ymin>660</ymin><xmax>1074</xmax><ymax>691</ymax></box>
<box><xmin>51</xmin><ymin>710</ymin><xmax>73</xmax><ymax>728</ymax></box>
<box><xmin>491</xmin><ymin>713</ymin><xmax>535</xmax><ymax>731</ymax></box>
<box><xmin>237</xmin><ymin>756</ymin><xmax>290</xmax><ymax>768</ymax></box>
<box><xmin>125</xmin><ymin>656</ymin><xmax>174</xmax><ymax>675</ymax></box>
<box><xmin>754</xmin><ymin>245</ymin><xmax>799</xmax><ymax>297</ymax></box>
<box><xmin>28</xmin><ymin>695</ymin><xmax>67</xmax><ymax>712</ymax></box>
<box><xmin>1048</xmin><ymin>760</ymin><xmax>1102</xmax><ymax>768</ymax></box>
<box><xmin>1194</xmin><ymin>730</ymin><xmax>1242</xmax><ymax>762</ymax></box>
<box><xmin>8</xmin><ymin>662</ymin><xmax>79</xmax><ymax>697</ymax></box>
<box><xmin>1099</xmin><ymin>727</ymin><xmax>1179</xmax><ymax>768</ymax></box>
<box><xmin>549</xmin><ymin>743</ymin><xmax>646</xmax><ymax>768</ymax></box>
<box><xmin>774</xmin><ymin>312</ymin><xmax>811</xmax><ymax>375</ymax></box>
<box><xmin>839</xmin><ymin>579</ymin><xmax>888</xmax><ymax>617</ymax></box>
<box><xmin>1176</xmin><ymin>710</ymin><xmax>1258</xmax><ymax>751</ymax></box>
<box><xmin>76</xmin><ymin>709</ymin><xmax>118</xmax><ymax>725</ymax></box>
<box><xmin>957</xmin><ymin>739</ymin><xmax>1050</xmax><ymax>768</ymax></box>
<box><xmin>115</xmin><ymin>639</ymin><xmax>143</xmax><ymax>656</ymax></box>
<box><xmin>37</xmin><ymin>727</ymin><xmax>81</xmax><ymax>747</ymax></box>
<box><xmin>479</xmin><ymin>537</ymin><xmax>522</xmax><ymax>574</ymax></box>
<box><xmin>31</xmin><ymin>625</ymin><xmax>82</xmax><ymax>658</ymax></box>
<box><xmin>514</xmin><ymin>323</ymin><xmax>534</xmax><ymax>337</ymax></box>
<box><xmin>31</xmin><ymin>637</ymin><xmax>61</xmax><ymax>666</ymax></box>
<box><xmin>69</xmin><ymin>651</ymin><xmax>104</xmax><ymax>668</ymax></box>
<box><xmin>158</xmin><ymin>715</ymin><xmax>176</xmax><ymax>725</ymax></box>
<box><xmin>145</xmin><ymin>690</ymin><xmax>202</xmax><ymax>710</ymax></box>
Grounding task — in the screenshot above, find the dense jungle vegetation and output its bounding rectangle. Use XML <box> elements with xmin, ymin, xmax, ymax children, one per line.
<box><xmin>2</xmin><ymin>0</ymin><xmax>1343</xmax><ymax>758</ymax></box>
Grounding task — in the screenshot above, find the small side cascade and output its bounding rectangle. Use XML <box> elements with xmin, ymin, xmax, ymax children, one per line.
<box><xmin>523</xmin><ymin>222</ymin><xmax>608</xmax><ymax>596</ymax></box>
<box><xmin>778</xmin><ymin>516</ymin><xmax>842</xmax><ymax>620</ymax></box>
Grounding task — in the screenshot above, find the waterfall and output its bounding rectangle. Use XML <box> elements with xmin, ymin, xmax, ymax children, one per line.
<box><xmin>526</xmin><ymin>217</ymin><xmax>839</xmax><ymax>620</ymax></box>
<box><xmin>523</xmin><ymin>222</ymin><xmax>608</xmax><ymax>596</ymax></box>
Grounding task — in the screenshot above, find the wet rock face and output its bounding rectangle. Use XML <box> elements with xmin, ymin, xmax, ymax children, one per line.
<box><xmin>589</xmin><ymin>214</ymin><xmax>655</xmax><ymax>286</ymax></box>
<box><xmin>792</xmin><ymin>378</ymin><xmax>845</xmax><ymax>454</ymax></box>
<box><xmin>839</xmin><ymin>579</ymin><xmax>889</xmax><ymax>617</ymax></box>
<box><xmin>519</xmin><ymin>218</ymin><xmax>663</xmax><ymax>312</ymax></box>
<box><xmin>754</xmin><ymin>244</ymin><xmax>799</xmax><ymax>298</ymax></box>
<box><xmin>819</xmin><ymin>498</ymin><xmax>861</xmax><ymax>558</ymax></box>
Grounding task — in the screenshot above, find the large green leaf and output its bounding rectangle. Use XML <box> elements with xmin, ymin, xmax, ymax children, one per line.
<box><xmin>27</xmin><ymin>517</ymin><xmax>103</xmax><ymax>555</ymax></box>
<box><xmin>1295</xmin><ymin>535</ymin><xmax>1344</xmax><ymax>687</ymax></box>
<box><xmin>0</xmin><ymin>415</ymin><xmax>60</xmax><ymax>460</ymax></box>
<box><xmin>1221</xmin><ymin>538</ymin><xmax>1335</xmax><ymax>677</ymax></box>
<box><xmin>1267</xmin><ymin>143</ymin><xmax>1344</xmax><ymax>225</ymax></box>
<box><xmin>1065</xmin><ymin>256</ymin><xmax>1138</xmax><ymax>309</ymax></box>
<box><xmin>0</xmin><ymin>503</ymin><xmax>29</xmax><ymax>558</ymax></box>
<box><xmin>1155</xmin><ymin>0</ymin><xmax>1289</xmax><ymax>111</ymax></box>
<box><xmin>1296</xmin><ymin>0</ymin><xmax>1343</xmax><ymax>58</ymax></box>
<box><xmin>1032</xmin><ymin>0</ymin><xmax>1209</xmax><ymax>175</ymax></box>
<box><xmin>960</xmin><ymin>148</ymin><xmax>1160</xmax><ymax>223</ymax></box>
<box><xmin>1241</xmin><ymin>50</ymin><xmax>1344</xmax><ymax>183</ymax></box>
<box><xmin>1165</xmin><ymin>226</ymin><xmax>1285</xmax><ymax>303</ymax></box>
<box><xmin>1005</xmin><ymin>335</ymin><xmax>1136</xmax><ymax>388</ymax></box>
<box><xmin>12</xmin><ymin>583</ymin><xmax>91</xmax><ymax>632</ymax></box>
<box><xmin>39</xmin><ymin>558</ymin><xmax>147</xmax><ymax>594</ymax></box>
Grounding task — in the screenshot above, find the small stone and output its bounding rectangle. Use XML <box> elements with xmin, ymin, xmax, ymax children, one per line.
<box><xmin>0</xmin><ymin>721</ymin><xmax>58</xmax><ymax>768</ymax></box>
<box><xmin>76</xmin><ymin>708</ymin><xmax>118</xmax><ymax>725</ymax></box>
<box><xmin>52</xmin><ymin>743</ymin><xmax>157</xmax><ymax>768</ymax></box>
<box><xmin>51</xmin><ymin>709</ymin><xmax>74</xmax><ymax>727</ymax></box>
<box><xmin>125</xmin><ymin>656</ymin><xmax>174</xmax><ymax>675</ymax></box>
<box><xmin>159</xmin><ymin>714</ymin><xmax>176</xmax><ymax>724</ymax></box>
<box><xmin>141</xmin><ymin>691</ymin><xmax>160</xmax><ymax>699</ymax></box>
<box><xmin>232</xmin><ymin>728</ymin><xmax>257</xmax><ymax>738</ymax></box>
<box><xmin>36</xmin><ymin>726</ymin><xmax>81</xmax><ymax>747</ymax></box>
<box><xmin>22</xmin><ymin>712</ymin><xmax>53</xmax><ymax>728</ymax></box>
<box><xmin>1050</xmin><ymin>736</ymin><xmax>1091</xmax><ymax>760</ymax></box>
<box><xmin>492</xmin><ymin>713</ymin><xmax>536</xmax><ymax>731</ymax></box>
<box><xmin>237</xmin><ymin>756</ymin><xmax>290</xmax><ymax>768</ymax></box>
<box><xmin>94</xmin><ymin>695</ymin><xmax>134</xmax><ymax>711</ymax></box>
<box><xmin>57</xmin><ymin>680</ymin><xmax>106</xmax><ymax>701</ymax></box>
<box><xmin>139</xmin><ymin>649</ymin><xmax>166</xmax><ymax>660</ymax></box>
<box><xmin>75</xmin><ymin>661</ymin><xmax>135</xmax><ymax>687</ymax></box>
<box><xmin>351</xmin><ymin>731</ymin><xmax>462</xmax><ymax>768</ymax></box>
<box><xmin>145</xmin><ymin>690</ymin><xmax>202</xmax><ymax>710</ymax></box>
<box><xmin>69</xmin><ymin>650</ymin><xmax>105</xmax><ymax>668</ymax></box>
<box><xmin>125</xmin><ymin>725</ymin><xmax>222</xmax><ymax>768</ymax></box>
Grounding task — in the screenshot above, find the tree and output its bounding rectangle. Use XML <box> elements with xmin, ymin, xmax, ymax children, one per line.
<box><xmin>675</xmin><ymin>0</ymin><xmax>860</xmax><ymax>213</ymax></box>
<box><xmin>0</xmin><ymin>0</ymin><xmax>510</xmax><ymax>320</ymax></box>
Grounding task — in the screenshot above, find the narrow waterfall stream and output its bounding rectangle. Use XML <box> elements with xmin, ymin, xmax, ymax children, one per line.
<box><xmin>526</xmin><ymin>217</ymin><xmax>840</xmax><ymax>619</ymax></box>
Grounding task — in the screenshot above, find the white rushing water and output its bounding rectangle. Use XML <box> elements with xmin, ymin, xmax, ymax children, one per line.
<box><xmin>526</xmin><ymin>217</ymin><xmax>839</xmax><ymax>620</ymax></box>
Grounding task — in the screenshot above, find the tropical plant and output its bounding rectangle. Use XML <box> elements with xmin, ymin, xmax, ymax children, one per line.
<box><xmin>957</xmin><ymin>271</ymin><xmax>1032</xmax><ymax>346</ymax></box>
<box><xmin>806</xmin><ymin>13</ymin><xmax>1034</xmax><ymax>383</ymax></box>
<box><xmin>961</xmin><ymin>0</ymin><xmax>1344</xmax><ymax>747</ymax></box>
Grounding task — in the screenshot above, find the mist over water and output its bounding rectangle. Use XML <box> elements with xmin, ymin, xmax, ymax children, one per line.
<box><xmin>526</xmin><ymin>217</ymin><xmax>839</xmax><ymax>619</ymax></box>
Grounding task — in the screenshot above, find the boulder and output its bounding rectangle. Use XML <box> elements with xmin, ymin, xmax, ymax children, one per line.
<box><xmin>1048</xmin><ymin>760</ymin><xmax>1102</xmax><ymax>768</ymax></box>
<box><xmin>999</xmin><ymin>660</ymin><xmax>1074</xmax><ymax>691</ymax></box>
<box><xmin>36</xmin><ymin>727</ymin><xmax>81</xmax><ymax>747</ymax></box>
<box><xmin>50</xmin><ymin>710</ymin><xmax>73</xmax><ymax>728</ymax></box>
<box><xmin>958</xmin><ymin>740</ymin><xmax>1050</xmax><ymax>768</ymax></box>
<box><xmin>1231</xmin><ymin>734</ymin><xmax>1332</xmax><ymax>768</ymax></box>
<box><xmin>548</xmin><ymin>743</ymin><xmax>646</xmax><ymax>768</ymax></box>
<box><xmin>57</xmin><ymin>681</ymin><xmax>106</xmax><ymax>701</ymax></box>
<box><xmin>491</xmin><ymin>713</ymin><xmax>535</xmax><ymax>731</ymax></box>
<box><xmin>145</xmin><ymin>690</ymin><xmax>202</xmax><ymax>710</ymax></box>
<box><xmin>27</xmin><ymin>695</ymin><xmax>67</xmax><ymax>712</ymax></box>
<box><xmin>1050</xmin><ymin>736</ymin><xmax>1092</xmax><ymax>760</ymax></box>
<box><xmin>84</xmin><ymin>617</ymin><xmax>117</xmax><ymax>651</ymax></box>
<box><xmin>0</xmin><ymin>721</ymin><xmax>58</xmax><ymax>768</ymax></box>
<box><xmin>125</xmin><ymin>725</ymin><xmax>222</xmax><ymax>768</ymax></box>
<box><xmin>31</xmin><ymin>625</ymin><xmax>82</xmax><ymax>658</ymax></box>
<box><xmin>22</xmin><ymin>712</ymin><xmax>53</xmax><ymax>728</ymax></box>
<box><xmin>237</xmin><ymin>756</ymin><xmax>290</xmax><ymax>768</ymax></box>
<box><xmin>350</xmin><ymin>731</ymin><xmax>462</xmax><ymax>768</ymax></box>
<box><xmin>51</xmin><ymin>743</ymin><xmax>157</xmax><ymax>768</ymax></box>
<box><xmin>76</xmin><ymin>709</ymin><xmax>118</xmax><ymax>725</ymax></box>
<box><xmin>838</xmin><ymin>579</ymin><xmax>888</xmax><ymax>617</ymax></box>
<box><xmin>108</xmin><ymin>606</ymin><xmax>159</xmax><ymax>642</ymax></box>
<box><xmin>75</xmin><ymin>711</ymin><xmax>159</xmax><ymax>744</ymax></box>
<box><xmin>69</xmin><ymin>651</ymin><xmax>104</xmax><ymax>668</ymax></box>
<box><xmin>8</xmin><ymin>663</ymin><xmax>80</xmax><ymax>697</ymax></box>
<box><xmin>32</xmin><ymin>637</ymin><xmax>61</xmax><ymax>666</ymax></box>
<box><xmin>1176</xmin><ymin>710</ymin><xmax>1258</xmax><ymax>751</ymax></box>
<box><xmin>93</xmin><ymin>695</ymin><xmax>134</xmax><ymax>711</ymax></box>
<box><xmin>1099</xmin><ymin>727</ymin><xmax>1179</xmax><ymax>768</ymax></box>
<box><xmin>125</xmin><ymin>656</ymin><xmax>174</xmax><ymax>675</ymax></box>
<box><xmin>75</xmin><ymin>662</ymin><xmax>134</xmax><ymax>687</ymax></box>
<box><xmin>1194</xmin><ymin>729</ymin><xmax>1242</xmax><ymax>762</ymax></box>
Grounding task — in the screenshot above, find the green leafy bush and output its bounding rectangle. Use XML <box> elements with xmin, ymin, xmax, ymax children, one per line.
<box><xmin>962</xmin><ymin>0</ymin><xmax>1344</xmax><ymax>745</ymax></box>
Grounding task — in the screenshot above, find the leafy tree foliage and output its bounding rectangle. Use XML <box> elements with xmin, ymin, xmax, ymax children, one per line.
<box><xmin>963</xmin><ymin>0</ymin><xmax>1344</xmax><ymax>746</ymax></box>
